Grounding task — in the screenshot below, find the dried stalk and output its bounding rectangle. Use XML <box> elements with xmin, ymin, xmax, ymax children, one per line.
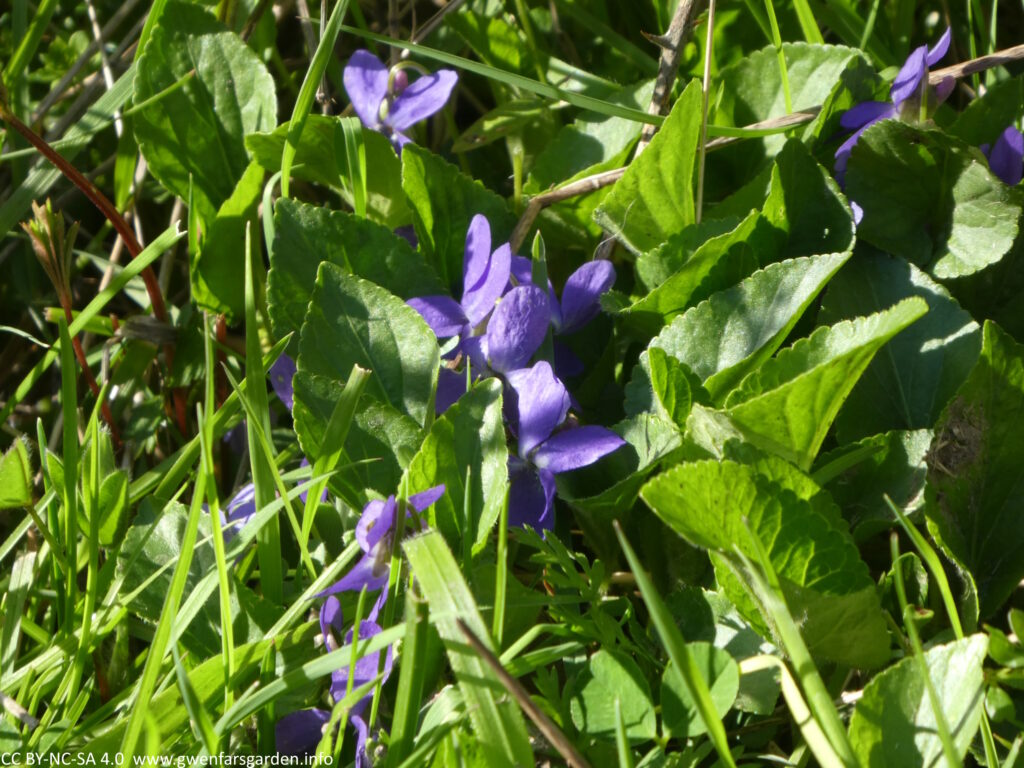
<box><xmin>511</xmin><ymin>42</ymin><xmax>1024</xmax><ymax>250</ymax></box>
<box><xmin>636</xmin><ymin>0</ymin><xmax>704</xmax><ymax>155</ymax></box>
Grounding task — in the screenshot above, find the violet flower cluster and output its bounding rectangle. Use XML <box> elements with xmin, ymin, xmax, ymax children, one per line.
<box><xmin>276</xmin><ymin>486</ymin><xmax>443</xmax><ymax>765</ymax></box>
<box><xmin>343</xmin><ymin>49</ymin><xmax>457</xmax><ymax>153</ymax></box>
<box><xmin>834</xmin><ymin>27</ymin><xmax>953</xmax><ymax>180</ymax></box>
<box><xmin>408</xmin><ymin>214</ymin><xmax>624</xmax><ymax>530</ymax></box>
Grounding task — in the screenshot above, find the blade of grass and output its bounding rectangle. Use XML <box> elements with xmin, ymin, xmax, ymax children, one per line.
<box><xmin>551</xmin><ymin>0</ymin><xmax>657</xmax><ymax>75</ymax></box>
<box><xmin>118</xmin><ymin>471</ymin><xmax>209</xmax><ymax>761</ymax></box>
<box><xmin>131</xmin><ymin>335</ymin><xmax>290</xmax><ymax>504</ymax></box>
<box><xmin>302</xmin><ymin>364</ymin><xmax>371</xmax><ymax>548</ymax></box>
<box><xmin>196</xmin><ymin>401</ymin><xmax>235</xmax><ymax>712</ymax></box>
<box><xmin>612</xmin><ymin>522</ymin><xmax>737</xmax><ymax>768</ymax></box>
<box><xmin>57</xmin><ymin>318</ymin><xmax>79</xmax><ymax>636</ymax></box>
<box><xmin>695</xmin><ymin>0</ymin><xmax>716</xmax><ymax>225</ymax></box>
<box><xmin>456</xmin><ymin>619</ymin><xmax>591</xmax><ymax>768</ymax></box>
<box><xmin>222</xmin><ymin>366</ymin><xmax>317</xmax><ymax>581</ymax></box>
<box><xmin>339</xmin><ymin>26</ymin><xmax>663</xmax><ymax>126</ymax></box>
<box><xmin>792</xmin><ymin>0</ymin><xmax>824</xmax><ymax>44</ymax></box>
<box><xmin>0</xmin><ymin>63</ymin><xmax>137</xmax><ymax>238</ymax></box>
<box><xmin>385</xmin><ymin>584</ymin><xmax>431</xmax><ymax>768</ymax></box>
<box><xmin>613</xmin><ymin>698</ymin><xmax>634</xmax><ymax>768</ymax></box>
<box><xmin>211</xmin><ymin>627</ymin><xmax>402</xmax><ymax>737</ymax></box>
<box><xmin>171</xmin><ymin>643</ymin><xmax>218</xmax><ymax>754</ymax></box>
<box><xmin>243</xmin><ymin>222</ymin><xmax>283</xmax><ymax>604</ymax></box>
<box><xmin>889</xmin><ymin>533</ymin><xmax>962</xmax><ymax>768</ymax></box>
<box><xmin>1</xmin><ymin>0</ymin><xmax>58</xmax><ymax>89</ymax></box>
<box><xmin>732</xmin><ymin>528</ymin><xmax>858</xmax><ymax>768</ymax></box>
<box><xmin>740</xmin><ymin>655</ymin><xmax>843</xmax><ymax>768</ymax></box>
<box><xmin>492</xmin><ymin>489</ymin><xmax>509</xmax><ymax>647</ymax></box>
<box><xmin>281</xmin><ymin>0</ymin><xmax>352</xmax><ymax>197</ymax></box>
<box><xmin>762</xmin><ymin>0</ymin><xmax>793</xmax><ymax>113</ymax></box>
<box><xmin>883</xmin><ymin>495</ymin><xmax>1000</xmax><ymax>766</ymax></box>
<box><xmin>404</xmin><ymin>530</ymin><xmax>534</xmax><ymax>768</ymax></box>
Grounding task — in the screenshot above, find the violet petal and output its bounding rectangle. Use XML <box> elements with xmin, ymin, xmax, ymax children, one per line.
<box><xmin>408</xmin><ymin>295</ymin><xmax>468</xmax><ymax>338</ymax></box>
<box><xmin>557</xmin><ymin>261</ymin><xmax>615</xmax><ymax>333</ymax></box>
<box><xmin>317</xmin><ymin>553</ymin><xmax>390</xmax><ymax>597</ymax></box>
<box><xmin>331</xmin><ymin>620</ymin><xmax>394</xmax><ymax>704</ymax></box>
<box><xmin>320</xmin><ymin>596</ymin><xmax>344</xmax><ymax>650</ymax></box>
<box><xmin>224</xmin><ymin>482</ymin><xmax>257</xmax><ymax>535</ymax></box>
<box><xmin>890</xmin><ymin>45</ymin><xmax>928</xmax><ymax>105</ymax></box>
<box><xmin>533</xmin><ymin>425</ymin><xmax>626</xmax><ymax>474</ymax></box>
<box><xmin>508</xmin><ymin>254</ymin><xmax>558</xmax><ymax>321</ymax></box>
<box><xmin>356</xmin><ymin>497</ymin><xmax>397</xmax><ymax>553</ymax></box>
<box><xmin>925</xmin><ymin>27</ymin><xmax>952</xmax><ymax>67</ymax></box>
<box><xmin>553</xmin><ymin>340</ymin><xmax>585</xmax><ymax>379</ymax></box>
<box><xmin>486</xmin><ymin>285</ymin><xmax>551</xmax><ymax>373</ymax></box>
<box><xmin>436</xmin><ymin>367</ymin><xmax>468</xmax><ymax>414</ymax></box>
<box><xmin>344</xmin><ymin>50</ymin><xmax>389</xmax><ymax>129</ymax></box>
<box><xmin>461</xmin><ymin>214</ymin><xmax>492</xmax><ymax>297</ymax></box>
<box><xmin>269</xmin><ymin>354</ymin><xmax>297</xmax><ymax>411</ymax></box>
<box><xmin>989</xmin><ymin>126</ymin><xmax>1024</xmax><ymax>186</ymax></box>
<box><xmin>410</xmin><ymin>484</ymin><xmax>446</xmax><ymax>511</ymax></box>
<box><xmin>275</xmin><ymin>708</ymin><xmax>330</xmax><ymax>755</ymax></box>
<box><xmin>352</xmin><ymin>714</ymin><xmax>372</xmax><ymax>768</ymax></box>
<box><xmin>506</xmin><ymin>361</ymin><xmax>570</xmax><ymax>456</ymax></box>
<box><xmin>460</xmin><ymin>334</ymin><xmax>489</xmax><ymax>375</ymax></box>
<box><xmin>507</xmin><ymin>459</ymin><xmax>556</xmax><ymax>531</ymax></box>
<box><xmin>298</xmin><ymin>457</ymin><xmax>329</xmax><ymax>505</ymax></box>
<box><xmin>463</xmin><ymin>244</ymin><xmax>512</xmax><ymax>327</ymax></box>
<box><xmin>386</xmin><ymin>70</ymin><xmax>459</xmax><ymax>131</ymax></box>
<box><xmin>839</xmin><ymin>101</ymin><xmax>894</xmax><ymax>131</ymax></box>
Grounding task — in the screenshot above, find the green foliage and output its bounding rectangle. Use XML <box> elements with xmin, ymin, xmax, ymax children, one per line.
<box><xmin>403</xmin><ymin>379</ymin><xmax>508</xmax><ymax>552</ymax></box>
<box><xmin>925</xmin><ymin>322</ymin><xmax>1024</xmax><ymax>618</ymax></box>
<box><xmin>847</xmin><ymin>635</ymin><xmax>988</xmax><ymax>766</ymax></box>
<box><xmin>0</xmin><ymin>438</ymin><xmax>33</xmax><ymax>509</ymax></box>
<box><xmin>719</xmin><ymin>297</ymin><xmax>927</xmax><ymax>470</ymax></box>
<box><xmin>846</xmin><ymin>121</ymin><xmax>1022</xmax><ymax>279</ymax></box>
<box><xmin>643</xmin><ymin>458</ymin><xmax>890</xmax><ymax>668</ymax></box>
<box><xmin>570</xmin><ymin>649</ymin><xmax>658</xmax><ymax>742</ymax></box>
<box><xmin>268</xmin><ymin>198</ymin><xmax>443</xmax><ymax>342</ymax></box>
<box><xmin>821</xmin><ymin>251</ymin><xmax>981</xmax><ymax>442</ymax></box>
<box><xmin>402</xmin><ymin>144</ymin><xmax>516</xmax><ymax>293</ymax></box>
<box><xmin>594</xmin><ymin>81</ymin><xmax>702</xmax><ymax>254</ymax></box>
<box><xmin>404</xmin><ymin>530</ymin><xmax>533</xmax><ymax>768</ymax></box>
<box><xmin>6</xmin><ymin>2</ymin><xmax>1024</xmax><ymax>765</ymax></box>
<box><xmin>297</xmin><ymin>264</ymin><xmax>439</xmax><ymax>427</ymax></box>
<box><xmin>133</xmin><ymin>1</ymin><xmax>276</xmax><ymax>226</ymax></box>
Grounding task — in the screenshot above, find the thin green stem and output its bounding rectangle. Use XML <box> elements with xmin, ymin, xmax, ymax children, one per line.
<box><xmin>889</xmin><ymin>534</ymin><xmax>962</xmax><ymax>768</ymax></box>
<box><xmin>492</xmin><ymin>489</ymin><xmax>509</xmax><ymax>647</ymax></box>
<box><xmin>695</xmin><ymin>0</ymin><xmax>717</xmax><ymax>225</ymax></box>
<box><xmin>762</xmin><ymin>0</ymin><xmax>792</xmax><ymax>113</ymax></box>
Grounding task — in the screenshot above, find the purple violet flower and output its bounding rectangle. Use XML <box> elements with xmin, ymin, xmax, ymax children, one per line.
<box><xmin>982</xmin><ymin>126</ymin><xmax>1024</xmax><ymax>186</ymax></box>
<box><xmin>834</xmin><ymin>27</ymin><xmax>952</xmax><ymax>178</ymax></box>
<box><xmin>505</xmin><ymin>362</ymin><xmax>625</xmax><ymax>530</ymax></box>
<box><xmin>317</xmin><ymin>485</ymin><xmax>446</xmax><ymax>619</ymax></box>
<box><xmin>343</xmin><ymin>49</ymin><xmax>458</xmax><ymax>152</ymax></box>
<box><xmin>408</xmin><ymin>216</ymin><xmax>552</xmax><ymax>410</ymax></box>
<box><xmin>276</xmin><ymin>598</ymin><xmax>394</xmax><ymax>767</ymax></box>
<box><xmin>408</xmin><ymin>214</ymin><xmax>511</xmax><ymax>348</ymax></box>
<box><xmin>510</xmin><ymin>255</ymin><xmax>616</xmax><ymax>376</ymax></box>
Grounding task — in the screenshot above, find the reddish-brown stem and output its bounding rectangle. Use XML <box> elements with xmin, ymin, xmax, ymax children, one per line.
<box><xmin>1</xmin><ymin>106</ymin><xmax>191</xmax><ymax>437</ymax></box>
<box><xmin>1</xmin><ymin>109</ymin><xmax>168</xmax><ymax>322</ymax></box>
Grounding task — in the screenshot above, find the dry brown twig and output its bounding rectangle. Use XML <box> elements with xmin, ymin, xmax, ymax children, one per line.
<box><xmin>456</xmin><ymin>619</ymin><xmax>593</xmax><ymax>768</ymax></box>
<box><xmin>510</xmin><ymin>42</ymin><xmax>1024</xmax><ymax>252</ymax></box>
